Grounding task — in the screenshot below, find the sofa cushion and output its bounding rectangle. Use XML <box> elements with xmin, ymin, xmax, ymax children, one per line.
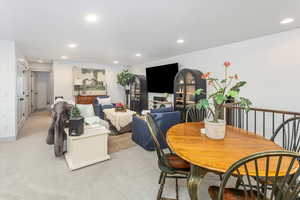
<box><xmin>151</xmin><ymin>107</ymin><xmax>174</xmax><ymax>113</ymax></box>
<box><xmin>77</xmin><ymin>104</ymin><xmax>95</xmax><ymax>118</ymax></box>
<box><xmin>97</xmin><ymin>97</ymin><xmax>111</xmax><ymax>105</ymax></box>
<box><xmin>151</xmin><ymin>111</ymin><xmax>181</xmax><ymax>134</ymax></box>
<box><xmin>131</xmin><ymin>111</ymin><xmax>181</xmax><ymax>151</ymax></box>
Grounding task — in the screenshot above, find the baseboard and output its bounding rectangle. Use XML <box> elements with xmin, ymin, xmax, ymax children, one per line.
<box><xmin>0</xmin><ymin>136</ymin><xmax>16</xmax><ymax>142</ymax></box>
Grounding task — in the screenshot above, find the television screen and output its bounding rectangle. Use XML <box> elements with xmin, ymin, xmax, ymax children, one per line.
<box><xmin>146</xmin><ymin>63</ymin><xmax>179</xmax><ymax>93</ymax></box>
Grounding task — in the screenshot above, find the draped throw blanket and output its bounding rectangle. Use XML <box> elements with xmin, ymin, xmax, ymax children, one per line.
<box><xmin>46</xmin><ymin>102</ymin><xmax>73</xmax><ymax>157</ymax></box>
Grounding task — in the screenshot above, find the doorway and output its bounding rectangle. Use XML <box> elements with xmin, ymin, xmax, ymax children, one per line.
<box><xmin>32</xmin><ymin>71</ymin><xmax>51</xmax><ymax>111</ymax></box>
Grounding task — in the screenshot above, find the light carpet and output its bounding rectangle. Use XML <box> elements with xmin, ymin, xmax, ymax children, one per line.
<box><xmin>0</xmin><ymin>111</ymin><xmax>221</xmax><ymax>200</ymax></box>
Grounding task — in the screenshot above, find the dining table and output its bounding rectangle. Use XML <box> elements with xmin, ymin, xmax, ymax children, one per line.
<box><xmin>166</xmin><ymin>122</ymin><xmax>295</xmax><ymax>200</ymax></box>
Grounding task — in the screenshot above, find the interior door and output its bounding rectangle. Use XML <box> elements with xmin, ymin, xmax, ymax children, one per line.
<box><xmin>36</xmin><ymin>72</ymin><xmax>50</xmax><ymax>110</ymax></box>
<box><xmin>16</xmin><ymin>63</ymin><xmax>26</xmax><ymax>127</ymax></box>
<box><xmin>31</xmin><ymin>72</ymin><xmax>37</xmax><ymax>112</ymax></box>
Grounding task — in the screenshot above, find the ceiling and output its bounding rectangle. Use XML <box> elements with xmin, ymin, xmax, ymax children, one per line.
<box><xmin>1</xmin><ymin>0</ymin><xmax>300</xmax><ymax>66</ymax></box>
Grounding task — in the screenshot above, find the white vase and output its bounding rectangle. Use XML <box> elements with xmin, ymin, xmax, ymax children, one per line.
<box><xmin>204</xmin><ymin>119</ymin><xmax>226</xmax><ymax>139</ymax></box>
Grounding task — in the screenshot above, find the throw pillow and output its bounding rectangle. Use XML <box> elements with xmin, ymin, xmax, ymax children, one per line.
<box><xmin>97</xmin><ymin>97</ymin><xmax>111</xmax><ymax>105</ymax></box>
<box><xmin>76</xmin><ymin>104</ymin><xmax>95</xmax><ymax>118</ymax></box>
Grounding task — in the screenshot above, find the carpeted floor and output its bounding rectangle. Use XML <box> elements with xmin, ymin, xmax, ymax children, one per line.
<box><xmin>0</xmin><ymin>111</ymin><xmax>222</xmax><ymax>200</ymax></box>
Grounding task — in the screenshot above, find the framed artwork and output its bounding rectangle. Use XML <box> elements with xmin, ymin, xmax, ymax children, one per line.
<box><xmin>73</xmin><ymin>67</ymin><xmax>107</xmax><ymax>96</ymax></box>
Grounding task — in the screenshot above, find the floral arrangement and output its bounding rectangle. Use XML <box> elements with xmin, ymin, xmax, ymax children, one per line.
<box><xmin>115</xmin><ymin>102</ymin><xmax>127</xmax><ymax>112</ymax></box>
<box><xmin>195</xmin><ymin>61</ymin><xmax>252</xmax><ymax>123</ymax></box>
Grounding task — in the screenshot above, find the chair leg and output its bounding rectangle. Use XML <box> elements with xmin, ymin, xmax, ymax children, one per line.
<box><xmin>218</xmin><ymin>174</ymin><xmax>222</xmax><ymax>181</ymax></box>
<box><xmin>159</xmin><ymin>172</ymin><xmax>163</xmax><ymax>184</ymax></box>
<box><xmin>175</xmin><ymin>178</ymin><xmax>179</xmax><ymax>200</ymax></box>
<box><xmin>157</xmin><ymin>172</ymin><xmax>166</xmax><ymax>200</ymax></box>
<box><xmin>235</xmin><ymin>177</ymin><xmax>242</xmax><ymax>189</ymax></box>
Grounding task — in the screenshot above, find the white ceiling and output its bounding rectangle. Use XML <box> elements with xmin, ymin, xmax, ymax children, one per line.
<box><xmin>1</xmin><ymin>0</ymin><xmax>300</xmax><ymax>65</ymax></box>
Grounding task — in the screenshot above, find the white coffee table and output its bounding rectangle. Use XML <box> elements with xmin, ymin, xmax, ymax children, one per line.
<box><xmin>64</xmin><ymin>125</ymin><xmax>110</xmax><ymax>170</ymax></box>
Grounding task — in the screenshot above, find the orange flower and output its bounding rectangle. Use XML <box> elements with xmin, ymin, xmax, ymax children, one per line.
<box><xmin>234</xmin><ymin>74</ymin><xmax>239</xmax><ymax>80</ymax></box>
<box><xmin>201</xmin><ymin>72</ymin><xmax>211</xmax><ymax>79</ymax></box>
<box><xmin>228</xmin><ymin>76</ymin><xmax>234</xmax><ymax>79</ymax></box>
<box><xmin>224</xmin><ymin>61</ymin><xmax>231</xmax><ymax>67</ymax></box>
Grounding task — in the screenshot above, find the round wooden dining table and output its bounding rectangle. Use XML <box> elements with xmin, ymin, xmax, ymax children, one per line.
<box><xmin>166</xmin><ymin>122</ymin><xmax>291</xmax><ymax>200</ymax></box>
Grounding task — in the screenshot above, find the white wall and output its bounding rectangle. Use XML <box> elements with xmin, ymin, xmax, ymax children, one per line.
<box><xmin>0</xmin><ymin>40</ymin><xmax>17</xmax><ymax>140</ymax></box>
<box><xmin>130</xmin><ymin>28</ymin><xmax>300</xmax><ymax>112</ymax></box>
<box><xmin>30</xmin><ymin>62</ymin><xmax>53</xmax><ymax>72</ymax></box>
<box><xmin>52</xmin><ymin>61</ymin><xmax>126</xmax><ymax>103</ymax></box>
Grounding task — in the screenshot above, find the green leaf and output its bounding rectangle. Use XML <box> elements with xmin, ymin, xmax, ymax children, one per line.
<box><xmin>194</xmin><ymin>88</ymin><xmax>203</xmax><ymax>95</ymax></box>
<box><xmin>230</xmin><ymin>81</ymin><xmax>247</xmax><ymax>91</ymax></box>
<box><xmin>227</xmin><ymin>90</ymin><xmax>239</xmax><ymax>98</ymax></box>
<box><xmin>214</xmin><ymin>94</ymin><xmax>227</xmax><ymax>105</ymax></box>
<box><xmin>117</xmin><ymin>69</ymin><xmax>134</xmax><ymax>87</ymax></box>
<box><xmin>220</xmin><ymin>79</ymin><xmax>227</xmax><ymax>83</ymax></box>
<box><xmin>196</xmin><ymin>99</ymin><xmax>209</xmax><ymax>110</ymax></box>
<box><xmin>207</xmin><ymin>78</ymin><xmax>218</xmax><ymax>81</ymax></box>
<box><xmin>239</xmin><ymin>97</ymin><xmax>252</xmax><ymax>112</ymax></box>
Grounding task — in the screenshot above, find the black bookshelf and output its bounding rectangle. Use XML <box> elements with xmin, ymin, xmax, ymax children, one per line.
<box><xmin>129</xmin><ymin>75</ymin><xmax>148</xmax><ymax>114</ymax></box>
<box><xmin>173</xmin><ymin>68</ymin><xmax>206</xmax><ymax>119</ymax></box>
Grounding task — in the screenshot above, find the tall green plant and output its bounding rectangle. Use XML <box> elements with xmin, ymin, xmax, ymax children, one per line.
<box><xmin>195</xmin><ymin>61</ymin><xmax>252</xmax><ymax>123</ymax></box>
<box><xmin>117</xmin><ymin>69</ymin><xmax>134</xmax><ymax>87</ymax></box>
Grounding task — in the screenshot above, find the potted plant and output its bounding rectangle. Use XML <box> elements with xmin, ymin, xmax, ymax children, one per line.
<box><xmin>117</xmin><ymin>69</ymin><xmax>134</xmax><ymax>106</ymax></box>
<box><xmin>69</xmin><ymin>105</ymin><xmax>84</xmax><ymax>136</ymax></box>
<box><xmin>195</xmin><ymin>61</ymin><xmax>252</xmax><ymax>139</ymax></box>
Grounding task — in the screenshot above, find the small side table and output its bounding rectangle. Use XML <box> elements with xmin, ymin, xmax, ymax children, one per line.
<box><xmin>64</xmin><ymin>126</ymin><xmax>110</xmax><ymax>170</ymax></box>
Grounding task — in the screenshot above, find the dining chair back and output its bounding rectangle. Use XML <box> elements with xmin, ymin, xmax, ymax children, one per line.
<box><xmin>145</xmin><ymin>113</ymin><xmax>169</xmax><ymax>166</ymax></box>
<box><xmin>185</xmin><ymin>105</ymin><xmax>210</xmax><ymax>122</ymax></box>
<box><xmin>145</xmin><ymin>113</ymin><xmax>189</xmax><ymax>200</ymax></box>
<box><xmin>270</xmin><ymin>117</ymin><xmax>300</xmax><ymax>152</ymax></box>
<box><xmin>210</xmin><ymin>150</ymin><xmax>300</xmax><ymax>200</ymax></box>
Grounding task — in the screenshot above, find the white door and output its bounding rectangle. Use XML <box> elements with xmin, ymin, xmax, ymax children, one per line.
<box><xmin>31</xmin><ymin>72</ymin><xmax>36</xmax><ymax>112</ymax></box>
<box><xmin>36</xmin><ymin>72</ymin><xmax>50</xmax><ymax>110</ymax></box>
<box><xmin>16</xmin><ymin>63</ymin><xmax>26</xmax><ymax>128</ymax></box>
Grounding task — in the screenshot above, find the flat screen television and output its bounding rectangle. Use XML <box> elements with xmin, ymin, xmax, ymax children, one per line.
<box><xmin>146</xmin><ymin>63</ymin><xmax>179</xmax><ymax>93</ymax></box>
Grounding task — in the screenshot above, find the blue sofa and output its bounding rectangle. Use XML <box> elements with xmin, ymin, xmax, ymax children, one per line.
<box><xmin>132</xmin><ymin>107</ymin><xmax>181</xmax><ymax>151</ymax></box>
<box><xmin>92</xmin><ymin>96</ymin><xmax>115</xmax><ymax>119</ymax></box>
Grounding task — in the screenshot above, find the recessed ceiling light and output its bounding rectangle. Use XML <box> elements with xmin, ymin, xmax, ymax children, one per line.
<box><xmin>61</xmin><ymin>56</ymin><xmax>68</xmax><ymax>59</ymax></box>
<box><xmin>85</xmin><ymin>14</ymin><xmax>99</xmax><ymax>23</ymax></box>
<box><xmin>68</xmin><ymin>43</ymin><xmax>78</xmax><ymax>48</ymax></box>
<box><xmin>37</xmin><ymin>59</ymin><xmax>43</xmax><ymax>63</ymax></box>
<box><xmin>177</xmin><ymin>39</ymin><xmax>184</xmax><ymax>44</ymax></box>
<box><xmin>135</xmin><ymin>53</ymin><xmax>142</xmax><ymax>57</ymax></box>
<box><xmin>113</xmin><ymin>61</ymin><xmax>119</xmax><ymax>64</ymax></box>
<box><xmin>280</xmin><ymin>18</ymin><xmax>294</xmax><ymax>24</ymax></box>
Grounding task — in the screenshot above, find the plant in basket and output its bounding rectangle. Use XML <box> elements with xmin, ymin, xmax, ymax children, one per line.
<box><xmin>195</xmin><ymin>61</ymin><xmax>252</xmax><ymax>139</ymax></box>
<box><xmin>69</xmin><ymin>105</ymin><xmax>84</xmax><ymax>136</ymax></box>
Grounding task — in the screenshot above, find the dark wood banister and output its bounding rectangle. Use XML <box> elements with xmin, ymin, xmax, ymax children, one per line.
<box><xmin>223</xmin><ymin>104</ymin><xmax>300</xmax><ymax>116</ymax></box>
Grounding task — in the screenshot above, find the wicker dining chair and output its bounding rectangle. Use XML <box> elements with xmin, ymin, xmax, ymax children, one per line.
<box><xmin>185</xmin><ymin>104</ymin><xmax>211</xmax><ymax>122</ymax></box>
<box><xmin>270</xmin><ymin>117</ymin><xmax>300</xmax><ymax>152</ymax></box>
<box><xmin>145</xmin><ymin>113</ymin><xmax>190</xmax><ymax>200</ymax></box>
<box><xmin>209</xmin><ymin>150</ymin><xmax>300</xmax><ymax>200</ymax></box>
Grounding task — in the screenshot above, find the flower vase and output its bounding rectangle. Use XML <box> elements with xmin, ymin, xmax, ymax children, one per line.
<box><xmin>204</xmin><ymin>119</ymin><xmax>226</xmax><ymax>139</ymax></box>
